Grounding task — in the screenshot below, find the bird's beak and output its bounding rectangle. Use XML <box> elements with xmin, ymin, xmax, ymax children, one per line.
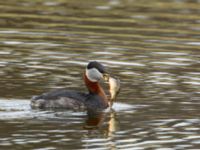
<box><xmin>103</xmin><ymin>73</ymin><xmax>110</xmax><ymax>82</ymax></box>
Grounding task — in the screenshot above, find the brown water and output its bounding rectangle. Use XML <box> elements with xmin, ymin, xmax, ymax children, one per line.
<box><xmin>0</xmin><ymin>0</ymin><xmax>200</xmax><ymax>149</ymax></box>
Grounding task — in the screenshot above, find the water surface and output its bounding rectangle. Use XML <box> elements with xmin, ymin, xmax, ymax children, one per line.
<box><xmin>0</xmin><ymin>0</ymin><xmax>200</xmax><ymax>149</ymax></box>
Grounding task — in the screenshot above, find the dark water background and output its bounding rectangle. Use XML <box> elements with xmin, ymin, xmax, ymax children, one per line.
<box><xmin>0</xmin><ymin>0</ymin><xmax>200</xmax><ymax>149</ymax></box>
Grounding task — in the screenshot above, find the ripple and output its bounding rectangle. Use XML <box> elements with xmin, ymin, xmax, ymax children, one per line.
<box><xmin>168</xmin><ymin>57</ymin><xmax>193</xmax><ymax>61</ymax></box>
<box><xmin>129</xmin><ymin>139</ymin><xmax>185</xmax><ymax>147</ymax></box>
<box><xmin>182</xmin><ymin>81</ymin><xmax>200</xmax><ymax>85</ymax></box>
<box><xmin>173</xmin><ymin>122</ymin><xmax>191</xmax><ymax>128</ymax></box>
<box><xmin>111</xmin><ymin>102</ymin><xmax>147</xmax><ymax>112</ymax></box>
<box><xmin>93</xmin><ymin>51</ymin><xmax>121</xmax><ymax>55</ymax></box>
<box><xmin>152</xmin><ymin>52</ymin><xmax>188</xmax><ymax>56</ymax></box>
<box><xmin>0</xmin><ymin>99</ymin><xmax>62</xmax><ymax>120</ymax></box>
<box><xmin>27</xmin><ymin>65</ymin><xmax>58</xmax><ymax>70</ymax></box>
<box><xmin>0</xmin><ymin>61</ymin><xmax>8</xmax><ymax>66</ymax></box>
<box><xmin>98</xmin><ymin>60</ymin><xmax>145</xmax><ymax>67</ymax></box>
<box><xmin>186</xmin><ymin>42</ymin><xmax>200</xmax><ymax>46</ymax></box>
<box><xmin>96</xmin><ymin>6</ymin><xmax>111</xmax><ymax>10</ymax></box>
<box><xmin>151</xmin><ymin>61</ymin><xmax>189</xmax><ymax>66</ymax></box>
<box><xmin>0</xmin><ymin>51</ymin><xmax>12</xmax><ymax>55</ymax></box>
<box><xmin>33</xmin><ymin>147</ymin><xmax>56</xmax><ymax>150</ymax></box>
<box><xmin>2</xmin><ymin>41</ymin><xmax>62</xmax><ymax>46</ymax></box>
<box><xmin>2</xmin><ymin>41</ymin><xmax>22</xmax><ymax>45</ymax></box>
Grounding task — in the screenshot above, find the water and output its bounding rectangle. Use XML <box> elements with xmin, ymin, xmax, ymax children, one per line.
<box><xmin>0</xmin><ymin>0</ymin><xmax>200</xmax><ymax>149</ymax></box>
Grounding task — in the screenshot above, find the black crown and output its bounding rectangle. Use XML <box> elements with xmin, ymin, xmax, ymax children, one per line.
<box><xmin>87</xmin><ymin>61</ymin><xmax>106</xmax><ymax>73</ymax></box>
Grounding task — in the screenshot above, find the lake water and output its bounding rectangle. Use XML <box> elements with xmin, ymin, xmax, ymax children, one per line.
<box><xmin>0</xmin><ymin>0</ymin><xmax>200</xmax><ymax>149</ymax></box>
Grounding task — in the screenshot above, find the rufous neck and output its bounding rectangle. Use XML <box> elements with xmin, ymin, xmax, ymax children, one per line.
<box><xmin>84</xmin><ymin>72</ymin><xmax>107</xmax><ymax>101</ymax></box>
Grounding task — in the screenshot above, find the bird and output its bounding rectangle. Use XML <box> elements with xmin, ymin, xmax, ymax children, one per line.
<box><xmin>30</xmin><ymin>61</ymin><xmax>110</xmax><ymax>111</ymax></box>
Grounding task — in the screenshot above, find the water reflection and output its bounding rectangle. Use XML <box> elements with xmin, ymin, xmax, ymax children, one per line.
<box><xmin>82</xmin><ymin>109</ymin><xmax>120</xmax><ymax>150</ymax></box>
<box><xmin>84</xmin><ymin>111</ymin><xmax>106</xmax><ymax>130</ymax></box>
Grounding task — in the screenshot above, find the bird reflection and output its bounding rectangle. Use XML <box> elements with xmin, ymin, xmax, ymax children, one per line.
<box><xmin>83</xmin><ymin>109</ymin><xmax>119</xmax><ymax>149</ymax></box>
<box><xmin>84</xmin><ymin>109</ymin><xmax>119</xmax><ymax>133</ymax></box>
<box><xmin>84</xmin><ymin>110</ymin><xmax>106</xmax><ymax>129</ymax></box>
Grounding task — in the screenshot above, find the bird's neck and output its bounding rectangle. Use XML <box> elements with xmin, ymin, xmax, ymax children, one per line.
<box><xmin>83</xmin><ymin>72</ymin><xmax>108</xmax><ymax>104</ymax></box>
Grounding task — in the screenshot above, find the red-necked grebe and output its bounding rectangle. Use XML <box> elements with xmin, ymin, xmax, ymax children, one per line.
<box><xmin>31</xmin><ymin>61</ymin><xmax>110</xmax><ymax>111</ymax></box>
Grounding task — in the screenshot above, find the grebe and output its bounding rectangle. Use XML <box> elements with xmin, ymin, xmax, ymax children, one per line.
<box><xmin>31</xmin><ymin>61</ymin><xmax>110</xmax><ymax>111</ymax></box>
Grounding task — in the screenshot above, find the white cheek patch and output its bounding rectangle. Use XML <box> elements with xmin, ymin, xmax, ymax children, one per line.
<box><xmin>86</xmin><ymin>68</ymin><xmax>103</xmax><ymax>82</ymax></box>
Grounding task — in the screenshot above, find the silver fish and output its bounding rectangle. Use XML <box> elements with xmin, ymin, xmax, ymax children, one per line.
<box><xmin>109</xmin><ymin>77</ymin><xmax>120</xmax><ymax>107</ymax></box>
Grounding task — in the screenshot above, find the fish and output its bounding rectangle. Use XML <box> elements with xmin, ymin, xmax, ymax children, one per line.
<box><xmin>108</xmin><ymin>76</ymin><xmax>120</xmax><ymax>107</ymax></box>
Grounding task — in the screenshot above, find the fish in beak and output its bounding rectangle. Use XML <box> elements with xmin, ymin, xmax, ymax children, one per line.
<box><xmin>109</xmin><ymin>77</ymin><xmax>120</xmax><ymax>107</ymax></box>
